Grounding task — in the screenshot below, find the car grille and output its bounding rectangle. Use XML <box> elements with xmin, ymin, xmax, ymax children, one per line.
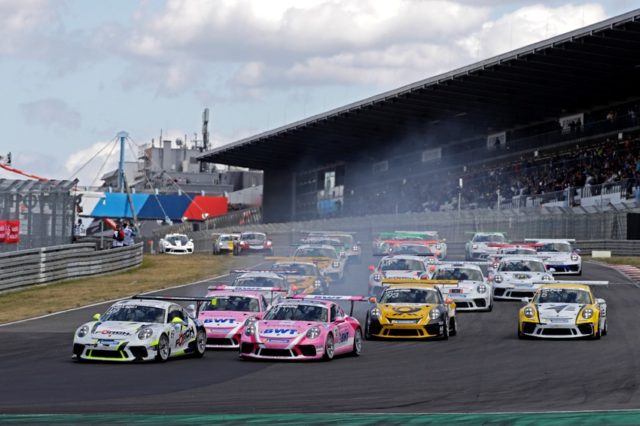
<box><xmin>207</xmin><ymin>338</ymin><xmax>235</xmax><ymax>346</ymax></box>
<box><xmin>388</xmin><ymin>329</ymin><xmax>423</xmax><ymax>337</ymax></box>
<box><xmin>89</xmin><ymin>349</ymin><xmax>128</xmax><ymax>359</ymax></box>
<box><xmin>522</xmin><ymin>323</ymin><xmax>536</xmax><ymax>334</ymax></box>
<box><xmin>73</xmin><ymin>344</ymin><xmax>85</xmax><ymax>357</ymax></box>
<box><xmin>494</xmin><ymin>288</ymin><xmax>505</xmax><ymax>297</ymax></box>
<box><xmin>129</xmin><ymin>346</ymin><xmax>148</xmax><ymax>360</ymax></box>
<box><xmin>510</xmin><ymin>291</ymin><xmax>534</xmax><ymax>298</ymax></box>
<box><xmin>260</xmin><ymin>348</ymin><xmax>293</xmax><ymax>357</ymax></box>
<box><xmin>540</xmin><ymin>328</ymin><xmax>573</xmax><ymax>336</ymax></box>
<box><xmin>240</xmin><ymin>343</ymin><xmax>255</xmax><ymax>354</ymax></box>
<box><xmin>474</xmin><ymin>298</ymin><xmax>487</xmax><ymax>307</ymax></box>
<box><xmin>298</xmin><ymin>345</ymin><xmax>317</xmax><ymax>357</ymax></box>
<box><xmin>578</xmin><ymin>324</ymin><xmax>593</xmax><ymax>335</ymax></box>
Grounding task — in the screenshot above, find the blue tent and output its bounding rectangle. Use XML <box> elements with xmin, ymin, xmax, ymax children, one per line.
<box><xmin>137</xmin><ymin>194</ymin><xmax>193</xmax><ymax>221</ymax></box>
<box><xmin>90</xmin><ymin>193</ymin><xmax>149</xmax><ymax>218</ymax></box>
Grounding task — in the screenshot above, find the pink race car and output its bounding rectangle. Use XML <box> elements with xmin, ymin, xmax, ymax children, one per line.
<box><xmin>200</xmin><ymin>286</ymin><xmax>286</xmax><ymax>349</ymax></box>
<box><xmin>239</xmin><ymin>295</ymin><xmax>365</xmax><ymax>361</ymax></box>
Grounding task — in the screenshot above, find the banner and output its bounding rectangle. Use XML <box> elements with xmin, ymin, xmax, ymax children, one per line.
<box><xmin>5</xmin><ymin>219</ymin><xmax>20</xmax><ymax>244</ymax></box>
<box><xmin>0</xmin><ymin>221</ymin><xmax>6</xmax><ymax>242</ymax></box>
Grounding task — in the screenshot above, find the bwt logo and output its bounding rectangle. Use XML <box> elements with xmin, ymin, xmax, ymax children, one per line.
<box><xmin>204</xmin><ymin>318</ymin><xmax>236</xmax><ymax>324</ymax></box>
<box><xmin>263</xmin><ymin>328</ymin><xmax>297</xmax><ymax>335</ymax></box>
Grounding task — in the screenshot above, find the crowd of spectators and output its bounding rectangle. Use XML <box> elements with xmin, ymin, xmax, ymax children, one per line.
<box><xmin>344</xmin><ymin>135</ymin><xmax>640</xmax><ymax>215</ymax></box>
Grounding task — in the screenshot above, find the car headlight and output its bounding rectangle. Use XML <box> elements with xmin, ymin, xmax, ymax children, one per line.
<box><xmin>582</xmin><ymin>308</ymin><xmax>593</xmax><ymax>319</ymax></box>
<box><xmin>494</xmin><ymin>275</ymin><xmax>503</xmax><ymax>283</ymax></box>
<box><xmin>371</xmin><ymin>308</ymin><xmax>382</xmax><ymax>318</ymax></box>
<box><xmin>244</xmin><ymin>324</ymin><xmax>256</xmax><ymax>336</ymax></box>
<box><xmin>524</xmin><ymin>306</ymin><xmax>535</xmax><ymax>319</ymax></box>
<box><xmin>472</xmin><ymin>244</ymin><xmax>478</xmax><ymax>249</ymax></box>
<box><xmin>477</xmin><ymin>284</ymin><xmax>487</xmax><ymax>293</ymax></box>
<box><xmin>429</xmin><ymin>308</ymin><xmax>441</xmax><ymax>320</ymax></box>
<box><xmin>137</xmin><ymin>327</ymin><xmax>153</xmax><ymax>340</ymax></box>
<box><xmin>314</xmin><ymin>279</ymin><xmax>322</xmax><ymax>288</ymax></box>
<box><xmin>353</xmin><ymin>245</ymin><xmax>359</xmax><ymax>251</ymax></box>
<box><xmin>435</xmin><ymin>244</ymin><xmax>442</xmax><ymax>250</ymax></box>
<box><xmin>244</xmin><ymin>317</ymin><xmax>257</xmax><ymax>326</ymax></box>
<box><xmin>373</xmin><ymin>273</ymin><xmax>381</xmax><ymax>282</ymax></box>
<box><xmin>306</xmin><ymin>327</ymin><xmax>321</xmax><ymax>339</ymax></box>
<box><xmin>76</xmin><ymin>325</ymin><xmax>90</xmax><ymax>338</ymax></box>
<box><xmin>541</xmin><ymin>275</ymin><xmax>552</xmax><ymax>281</ymax></box>
<box><xmin>571</xmin><ymin>254</ymin><xmax>579</xmax><ymax>261</ymax></box>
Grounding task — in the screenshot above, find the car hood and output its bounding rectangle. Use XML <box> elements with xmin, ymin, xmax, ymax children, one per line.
<box><xmin>379</xmin><ymin>303</ymin><xmax>433</xmax><ymax>318</ymax></box>
<box><xmin>90</xmin><ymin>321</ymin><xmax>156</xmax><ymax>339</ymax></box>
<box><xmin>199</xmin><ymin>311</ymin><xmax>257</xmax><ymax>328</ymax></box>
<box><xmin>255</xmin><ymin>320</ymin><xmax>322</xmax><ymax>338</ymax></box>
<box><xmin>381</xmin><ymin>270</ymin><xmax>422</xmax><ymax>279</ymax></box>
<box><xmin>537</xmin><ymin>303</ymin><xmax>583</xmax><ymax>321</ymax></box>
<box><xmin>543</xmin><ymin>253</ymin><xmax>575</xmax><ymax>262</ymax></box>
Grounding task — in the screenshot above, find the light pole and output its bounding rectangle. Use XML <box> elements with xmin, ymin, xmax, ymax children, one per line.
<box><xmin>458</xmin><ymin>178</ymin><xmax>463</xmax><ymax>216</ymax></box>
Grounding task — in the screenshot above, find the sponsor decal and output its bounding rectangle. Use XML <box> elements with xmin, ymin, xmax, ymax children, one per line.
<box><xmin>99</xmin><ymin>329</ymin><xmax>131</xmax><ymax>336</ymax></box>
<box><xmin>263</xmin><ymin>328</ymin><xmax>298</xmax><ymax>336</ymax></box>
<box><xmin>203</xmin><ymin>318</ymin><xmax>236</xmax><ymax>324</ymax></box>
<box><xmin>339</xmin><ymin>331</ymin><xmax>349</xmax><ymax>343</ymax></box>
<box><xmin>392</xmin><ymin>306</ymin><xmax>422</xmax><ymax>314</ymax></box>
<box><xmin>175</xmin><ymin>328</ymin><xmax>195</xmax><ymax>346</ymax></box>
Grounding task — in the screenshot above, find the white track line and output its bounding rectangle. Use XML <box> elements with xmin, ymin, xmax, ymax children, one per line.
<box><xmin>0</xmin><ymin>261</ymin><xmax>268</xmax><ymax>328</ymax></box>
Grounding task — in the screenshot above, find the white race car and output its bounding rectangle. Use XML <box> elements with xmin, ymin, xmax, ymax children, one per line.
<box><xmin>432</xmin><ymin>263</ymin><xmax>492</xmax><ymax>311</ymax></box>
<box><xmin>491</xmin><ymin>256</ymin><xmax>554</xmax><ymax>300</ymax></box>
<box><xmin>159</xmin><ymin>233</ymin><xmax>194</xmax><ymax>254</ymax></box>
<box><xmin>465</xmin><ymin>232</ymin><xmax>507</xmax><ymax>260</ymax></box>
<box><xmin>72</xmin><ymin>298</ymin><xmax>206</xmax><ymax>362</ymax></box>
<box><xmin>368</xmin><ymin>255</ymin><xmax>430</xmax><ymax>296</ymax></box>
<box><xmin>293</xmin><ymin>244</ymin><xmax>347</xmax><ymax>283</ymax></box>
<box><xmin>525</xmin><ymin>238</ymin><xmax>582</xmax><ymax>275</ymax></box>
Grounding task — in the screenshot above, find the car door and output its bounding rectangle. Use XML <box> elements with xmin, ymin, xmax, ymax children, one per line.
<box><xmin>167</xmin><ymin>305</ymin><xmax>194</xmax><ymax>352</ymax></box>
<box><xmin>331</xmin><ymin>304</ymin><xmax>352</xmax><ymax>353</ymax></box>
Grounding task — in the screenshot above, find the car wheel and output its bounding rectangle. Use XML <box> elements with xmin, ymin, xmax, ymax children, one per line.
<box><xmin>364</xmin><ymin>314</ymin><xmax>373</xmax><ymax>340</ymax></box>
<box><xmin>602</xmin><ymin>320</ymin><xmax>608</xmax><ymax>336</ymax></box>
<box><xmin>352</xmin><ymin>328</ymin><xmax>363</xmax><ymax>356</ymax></box>
<box><xmin>155</xmin><ymin>334</ymin><xmax>170</xmax><ymax>362</ymax></box>
<box><xmin>323</xmin><ymin>334</ymin><xmax>335</xmax><ymax>361</ymax></box>
<box><xmin>440</xmin><ymin>319</ymin><xmax>449</xmax><ymax>340</ymax></box>
<box><xmin>192</xmin><ymin>328</ymin><xmax>206</xmax><ymax>358</ymax></box>
<box><xmin>449</xmin><ymin>317</ymin><xmax>457</xmax><ymax>337</ymax></box>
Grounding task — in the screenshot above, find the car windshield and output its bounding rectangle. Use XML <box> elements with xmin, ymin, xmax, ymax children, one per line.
<box><xmin>101</xmin><ymin>304</ymin><xmax>166</xmax><ymax>323</ymax></box>
<box><xmin>380</xmin><ymin>288</ymin><xmax>440</xmax><ymax>304</ymax></box>
<box><xmin>536</xmin><ymin>243</ymin><xmax>571</xmax><ymax>253</ymax></box>
<box><xmin>396</xmin><ymin>233</ymin><xmax>438</xmax><ymax>241</ymax></box>
<box><xmin>272</xmin><ymin>263</ymin><xmax>316</xmax><ymax>276</ymax></box>
<box><xmin>264</xmin><ymin>304</ymin><xmax>328</xmax><ymax>322</ymax></box>
<box><xmin>202</xmin><ymin>296</ymin><xmax>260</xmax><ymax>312</ymax></box>
<box><xmin>380</xmin><ymin>258</ymin><xmax>426</xmax><ymax>272</ymax></box>
<box><xmin>391</xmin><ymin>245</ymin><xmax>431</xmax><ymax>256</ymax></box>
<box><xmin>434</xmin><ymin>268</ymin><xmax>484</xmax><ymax>281</ymax></box>
<box><xmin>499</xmin><ymin>260</ymin><xmax>545</xmax><ymax>272</ymax></box>
<box><xmin>167</xmin><ymin>235</ymin><xmax>188</xmax><ymax>245</ymax></box>
<box><xmin>242</xmin><ymin>233</ymin><xmax>266</xmax><ymax>242</ymax></box>
<box><xmin>474</xmin><ymin>234</ymin><xmax>505</xmax><ymax>243</ymax></box>
<box><xmin>234</xmin><ymin>276</ymin><xmax>286</xmax><ymax>289</ymax></box>
<box><xmin>219</xmin><ymin>235</ymin><xmax>231</xmax><ymax>242</ymax></box>
<box><xmin>305</xmin><ymin>238</ymin><xmax>341</xmax><ymax>246</ymax></box>
<box><xmin>501</xmin><ymin>248</ymin><xmax>536</xmax><ymax>255</ymax></box>
<box><xmin>534</xmin><ymin>288</ymin><xmax>591</xmax><ymax>304</ymax></box>
<box><xmin>295</xmin><ymin>247</ymin><xmax>337</xmax><ymax>259</ymax></box>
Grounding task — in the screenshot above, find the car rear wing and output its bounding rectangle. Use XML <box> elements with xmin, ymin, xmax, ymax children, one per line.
<box><xmin>207</xmin><ymin>285</ymin><xmax>289</xmax><ymax>293</ymax></box>
<box><xmin>381</xmin><ymin>279</ymin><xmax>459</xmax><ymax>286</ymax></box>
<box><xmin>525</xmin><ymin>238</ymin><xmax>576</xmax><ymax>243</ymax></box>
<box><xmin>465</xmin><ymin>231</ymin><xmax>506</xmax><ymax>235</ymax></box>
<box><xmin>437</xmin><ymin>261</ymin><xmax>491</xmax><ymax>266</ymax></box>
<box><xmin>133</xmin><ymin>294</ymin><xmax>213</xmax><ymax>303</ymax></box>
<box><xmin>231</xmin><ymin>269</ymin><xmax>297</xmax><ymax>275</ymax></box>
<box><xmin>532</xmin><ymin>280</ymin><xmax>608</xmax><ymax>286</ymax></box>
<box><xmin>289</xmin><ymin>294</ymin><xmax>366</xmax><ymax>315</ymax></box>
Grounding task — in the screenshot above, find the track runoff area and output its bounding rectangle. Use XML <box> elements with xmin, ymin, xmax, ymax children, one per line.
<box><xmin>1</xmin><ymin>243</ymin><xmax>640</xmax><ymax>425</ymax></box>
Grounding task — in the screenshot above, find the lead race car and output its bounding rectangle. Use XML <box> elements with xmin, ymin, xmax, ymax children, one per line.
<box><xmin>365</xmin><ymin>279</ymin><xmax>457</xmax><ymax>340</ymax></box>
<box><xmin>239</xmin><ymin>294</ymin><xmax>366</xmax><ymax>361</ymax></box>
<box><xmin>525</xmin><ymin>238</ymin><xmax>582</xmax><ymax>275</ymax></box>
<box><xmin>491</xmin><ymin>256</ymin><xmax>554</xmax><ymax>300</ymax></box>
<box><xmin>518</xmin><ymin>281</ymin><xmax>608</xmax><ymax>339</ymax></box>
<box><xmin>72</xmin><ymin>297</ymin><xmax>206</xmax><ymax>362</ymax></box>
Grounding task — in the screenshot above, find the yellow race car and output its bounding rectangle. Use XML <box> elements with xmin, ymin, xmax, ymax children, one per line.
<box><xmin>518</xmin><ymin>282</ymin><xmax>608</xmax><ymax>339</ymax></box>
<box><xmin>365</xmin><ymin>279</ymin><xmax>457</xmax><ymax>340</ymax></box>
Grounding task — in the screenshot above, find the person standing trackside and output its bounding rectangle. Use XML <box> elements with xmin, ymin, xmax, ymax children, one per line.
<box><xmin>112</xmin><ymin>223</ymin><xmax>125</xmax><ymax>248</ymax></box>
<box><xmin>123</xmin><ymin>221</ymin><xmax>137</xmax><ymax>246</ymax></box>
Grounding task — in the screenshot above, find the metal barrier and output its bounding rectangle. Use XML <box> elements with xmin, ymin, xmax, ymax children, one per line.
<box><xmin>0</xmin><ymin>242</ymin><xmax>144</xmax><ymax>292</ymax></box>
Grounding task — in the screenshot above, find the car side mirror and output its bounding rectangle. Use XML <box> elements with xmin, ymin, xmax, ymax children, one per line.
<box><xmin>445</xmin><ymin>298</ymin><xmax>454</xmax><ymax>305</ymax></box>
<box><xmin>368</xmin><ymin>265</ymin><xmax>375</xmax><ymax>272</ymax></box>
<box><xmin>521</xmin><ymin>297</ymin><xmax>531</xmax><ymax>303</ymax></box>
<box><xmin>93</xmin><ymin>313</ymin><xmax>101</xmax><ymax>321</ymax></box>
<box><xmin>595</xmin><ymin>298</ymin><xmax>605</xmax><ymax>305</ymax></box>
<box><xmin>369</xmin><ymin>296</ymin><xmax>377</xmax><ymax>304</ymax></box>
<box><xmin>335</xmin><ymin>316</ymin><xmax>346</xmax><ymax>323</ymax></box>
<box><xmin>186</xmin><ymin>304</ymin><xmax>197</xmax><ymax>318</ymax></box>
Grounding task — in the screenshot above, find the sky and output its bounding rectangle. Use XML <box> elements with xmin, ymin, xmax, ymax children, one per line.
<box><xmin>0</xmin><ymin>0</ymin><xmax>637</xmax><ymax>185</ymax></box>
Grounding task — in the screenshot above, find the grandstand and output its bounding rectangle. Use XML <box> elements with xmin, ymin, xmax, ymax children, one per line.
<box><xmin>199</xmin><ymin>9</ymin><xmax>640</xmax><ymax>223</ymax></box>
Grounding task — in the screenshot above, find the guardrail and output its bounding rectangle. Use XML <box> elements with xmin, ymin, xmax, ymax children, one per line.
<box><xmin>0</xmin><ymin>242</ymin><xmax>144</xmax><ymax>292</ymax></box>
<box><xmin>576</xmin><ymin>239</ymin><xmax>640</xmax><ymax>256</ymax></box>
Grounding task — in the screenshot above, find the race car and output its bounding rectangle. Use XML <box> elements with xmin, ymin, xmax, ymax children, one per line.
<box><xmin>213</xmin><ymin>233</ymin><xmax>240</xmax><ymax>255</ymax></box>
<box><xmin>465</xmin><ymin>232</ymin><xmax>507</xmax><ymax>260</ymax></box>
<box><xmin>303</xmin><ymin>231</ymin><xmax>361</xmax><ymax>264</ymax></box>
<box><xmin>388</xmin><ymin>242</ymin><xmax>437</xmax><ymax>258</ymax></box>
<box><xmin>234</xmin><ymin>231</ymin><xmax>273</xmax><ymax>255</ymax></box>
<box><xmin>432</xmin><ymin>263</ymin><xmax>492</xmax><ymax>311</ymax></box>
<box><xmin>525</xmin><ymin>238</ymin><xmax>582</xmax><ymax>275</ymax></box>
<box><xmin>239</xmin><ymin>294</ymin><xmax>365</xmax><ymax>361</ymax></box>
<box><xmin>372</xmin><ymin>231</ymin><xmax>447</xmax><ymax>259</ymax></box>
<box><xmin>290</xmin><ymin>244</ymin><xmax>347</xmax><ymax>283</ymax></box>
<box><xmin>199</xmin><ymin>287</ymin><xmax>278</xmax><ymax>349</ymax></box>
<box><xmin>368</xmin><ymin>255</ymin><xmax>430</xmax><ymax>296</ymax></box>
<box><xmin>487</xmin><ymin>245</ymin><xmax>541</xmax><ymax>270</ymax></box>
<box><xmin>365</xmin><ymin>280</ymin><xmax>457</xmax><ymax>339</ymax></box>
<box><xmin>270</xmin><ymin>261</ymin><xmax>330</xmax><ymax>295</ymax></box>
<box><xmin>518</xmin><ymin>282</ymin><xmax>608</xmax><ymax>339</ymax></box>
<box><xmin>72</xmin><ymin>298</ymin><xmax>206</xmax><ymax>362</ymax></box>
<box><xmin>159</xmin><ymin>233</ymin><xmax>194</xmax><ymax>254</ymax></box>
<box><xmin>491</xmin><ymin>256</ymin><xmax>554</xmax><ymax>300</ymax></box>
<box><xmin>227</xmin><ymin>271</ymin><xmax>290</xmax><ymax>304</ymax></box>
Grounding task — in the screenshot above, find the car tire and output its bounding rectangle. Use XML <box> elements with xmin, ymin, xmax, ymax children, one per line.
<box><xmin>352</xmin><ymin>328</ymin><xmax>363</xmax><ymax>356</ymax></box>
<box><xmin>602</xmin><ymin>319</ymin><xmax>608</xmax><ymax>336</ymax></box>
<box><xmin>191</xmin><ymin>328</ymin><xmax>206</xmax><ymax>358</ymax></box>
<box><xmin>155</xmin><ymin>334</ymin><xmax>170</xmax><ymax>362</ymax></box>
<box><xmin>323</xmin><ymin>333</ymin><xmax>335</xmax><ymax>361</ymax></box>
<box><xmin>364</xmin><ymin>314</ymin><xmax>374</xmax><ymax>340</ymax></box>
<box><xmin>440</xmin><ymin>319</ymin><xmax>449</xmax><ymax>340</ymax></box>
<box><xmin>449</xmin><ymin>317</ymin><xmax>457</xmax><ymax>337</ymax></box>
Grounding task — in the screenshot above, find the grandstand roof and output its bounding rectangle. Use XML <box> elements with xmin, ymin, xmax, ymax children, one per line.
<box><xmin>199</xmin><ymin>9</ymin><xmax>640</xmax><ymax>170</ymax></box>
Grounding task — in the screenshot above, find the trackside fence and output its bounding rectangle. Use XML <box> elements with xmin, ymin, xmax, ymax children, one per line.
<box><xmin>0</xmin><ymin>243</ymin><xmax>143</xmax><ymax>292</ymax></box>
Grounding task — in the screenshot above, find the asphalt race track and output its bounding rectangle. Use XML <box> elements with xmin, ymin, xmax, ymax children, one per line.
<box><xmin>0</xmin><ymin>247</ymin><xmax>638</xmax><ymax>415</ymax></box>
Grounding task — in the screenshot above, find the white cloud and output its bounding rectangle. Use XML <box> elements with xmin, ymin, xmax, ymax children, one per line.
<box><xmin>20</xmin><ymin>98</ymin><xmax>82</xmax><ymax>130</ymax></box>
<box><xmin>65</xmin><ymin>139</ymin><xmax>133</xmax><ymax>187</ymax></box>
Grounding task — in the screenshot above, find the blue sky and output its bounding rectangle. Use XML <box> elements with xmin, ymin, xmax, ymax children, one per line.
<box><xmin>0</xmin><ymin>0</ymin><xmax>636</xmax><ymax>184</ymax></box>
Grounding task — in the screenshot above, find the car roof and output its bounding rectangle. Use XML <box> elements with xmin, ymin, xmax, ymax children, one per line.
<box><xmin>241</xmin><ymin>231</ymin><xmax>266</xmax><ymax>236</ymax></box>
<box><xmin>164</xmin><ymin>233</ymin><xmax>187</xmax><ymax>238</ymax></box>
<box><xmin>237</xmin><ymin>271</ymin><xmax>284</xmax><ymax>279</ymax></box>
<box><xmin>273</xmin><ymin>261</ymin><xmax>317</xmax><ymax>267</ymax></box>
<box><xmin>500</xmin><ymin>256</ymin><xmax>544</xmax><ymax>262</ymax></box>
<box><xmin>116</xmin><ymin>299</ymin><xmax>173</xmax><ymax>309</ymax></box>
<box><xmin>437</xmin><ymin>263</ymin><xmax>482</xmax><ymax>271</ymax></box>
<box><xmin>205</xmin><ymin>291</ymin><xmax>263</xmax><ymax>298</ymax></box>
<box><xmin>296</xmin><ymin>244</ymin><xmax>337</xmax><ymax>251</ymax></box>
<box><xmin>273</xmin><ymin>300</ymin><xmax>332</xmax><ymax>308</ymax></box>
<box><xmin>381</xmin><ymin>254</ymin><xmax>425</xmax><ymax>261</ymax></box>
